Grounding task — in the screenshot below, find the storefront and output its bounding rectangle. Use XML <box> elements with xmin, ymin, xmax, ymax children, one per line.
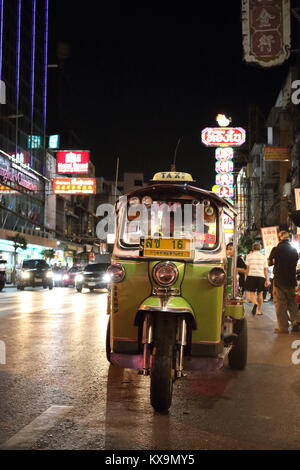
<box><xmin>0</xmin><ymin>238</ymin><xmax>55</xmax><ymax>283</ymax></box>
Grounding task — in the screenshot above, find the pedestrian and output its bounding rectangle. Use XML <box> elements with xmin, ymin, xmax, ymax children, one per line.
<box><xmin>245</xmin><ymin>242</ymin><xmax>269</xmax><ymax>315</ymax></box>
<box><xmin>226</xmin><ymin>242</ymin><xmax>247</xmax><ymax>294</ymax></box>
<box><xmin>244</xmin><ymin>249</ymin><xmax>253</xmax><ymax>303</ymax></box>
<box><xmin>268</xmin><ymin>231</ymin><xmax>300</xmax><ymax>334</ymax></box>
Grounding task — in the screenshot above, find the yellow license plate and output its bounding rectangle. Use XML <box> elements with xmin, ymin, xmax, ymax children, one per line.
<box><xmin>143</xmin><ymin>238</ymin><xmax>192</xmax><ymax>259</ymax></box>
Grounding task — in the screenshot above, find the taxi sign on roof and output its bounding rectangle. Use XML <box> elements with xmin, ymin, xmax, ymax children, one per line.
<box><xmin>151</xmin><ymin>172</ymin><xmax>195</xmax><ymax>182</ymax></box>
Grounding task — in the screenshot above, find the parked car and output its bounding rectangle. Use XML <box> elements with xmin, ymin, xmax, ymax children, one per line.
<box><xmin>63</xmin><ymin>266</ymin><xmax>81</xmax><ymax>287</ymax></box>
<box><xmin>16</xmin><ymin>259</ymin><xmax>53</xmax><ymax>290</ymax></box>
<box><xmin>75</xmin><ymin>263</ymin><xmax>110</xmax><ymax>292</ymax></box>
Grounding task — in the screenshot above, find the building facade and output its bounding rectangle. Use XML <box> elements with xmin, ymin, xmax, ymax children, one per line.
<box><xmin>0</xmin><ymin>0</ymin><xmax>53</xmax><ymax>277</ymax></box>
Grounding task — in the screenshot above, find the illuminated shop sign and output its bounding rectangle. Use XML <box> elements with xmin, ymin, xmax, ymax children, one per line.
<box><xmin>215</xmin><ymin>161</ymin><xmax>234</xmax><ymax>174</ymax></box>
<box><xmin>264</xmin><ymin>146</ymin><xmax>290</xmax><ymax>161</ymax></box>
<box><xmin>28</xmin><ymin>135</ymin><xmax>42</xmax><ymax>149</ymax></box>
<box><xmin>0</xmin><ymin>185</ymin><xmax>17</xmax><ymax>194</ymax></box>
<box><xmin>8</xmin><ymin>152</ymin><xmax>31</xmax><ymax>170</ymax></box>
<box><xmin>217</xmin><ymin>185</ymin><xmax>234</xmax><ymax>199</ymax></box>
<box><xmin>0</xmin><ymin>154</ymin><xmax>40</xmax><ymax>192</ymax></box>
<box><xmin>216</xmin><ymin>173</ymin><xmax>234</xmax><ymax>186</ymax></box>
<box><xmin>215</xmin><ymin>147</ymin><xmax>234</xmax><ymax>161</ymax></box>
<box><xmin>48</xmin><ymin>135</ymin><xmax>60</xmax><ymax>149</ymax></box>
<box><xmin>56</xmin><ymin>151</ymin><xmax>90</xmax><ymax>174</ymax></box>
<box><xmin>201</xmin><ymin>128</ymin><xmax>246</xmax><ymax>147</ymax></box>
<box><xmin>52</xmin><ymin>178</ymin><xmax>96</xmax><ymax>195</ymax></box>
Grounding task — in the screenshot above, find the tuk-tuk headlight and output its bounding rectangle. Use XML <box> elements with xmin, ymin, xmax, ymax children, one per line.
<box><xmin>107</xmin><ymin>264</ymin><xmax>125</xmax><ymax>283</ymax></box>
<box><xmin>153</xmin><ymin>262</ymin><xmax>178</xmax><ymax>287</ymax></box>
<box><xmin>207</xmin><ymin>267</ymin><xmax>226</xmax><ymax>287</ymax></box>
<box><xmin>21</xmin><ymin>271</ymin><xmax>30</xmax><ymax>279</ymax></box>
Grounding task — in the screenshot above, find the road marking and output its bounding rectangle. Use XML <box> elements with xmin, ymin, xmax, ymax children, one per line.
<box><xmin>0</xmin><ymin>405</ymin><xmax>73</xmax><ymax>450</ymax></box>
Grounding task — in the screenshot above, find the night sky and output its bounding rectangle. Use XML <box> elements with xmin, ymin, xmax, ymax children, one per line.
<box><xmin>48</xmin><ymin>0</ymin><xmax>292</xmax><ymax>189</ymax></box>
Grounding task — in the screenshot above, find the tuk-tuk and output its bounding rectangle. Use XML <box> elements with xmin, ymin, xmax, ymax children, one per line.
<box><xmin>106</xmin><ymin>171</ymin><xmax>247</xmax><ymax>411</ymax></box>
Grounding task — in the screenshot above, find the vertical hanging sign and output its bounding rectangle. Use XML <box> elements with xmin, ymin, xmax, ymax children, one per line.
<box><xmin>241</xmin><ymin>0</ymin><xmax>291</xmax><ymax>68</ymax></box>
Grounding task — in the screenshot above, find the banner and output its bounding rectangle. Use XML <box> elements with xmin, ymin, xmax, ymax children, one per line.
<box><xmin>261</xmin><ymin>226</ymin><xmax>279</xmax><ymax>258</ymax></box>
<box><xmin>242</xmin><ymin>0</ymin><xmax>291</xmax><ymax>68</ymax></box>
<box><xmin>264</xmin><ymin>146</ymin><xmax>290</xmax><ymax>161</ymax></box>
<box><xmin>294</xmin><ymin>189</ymin><xmax>300</xmax><ymax>210</ymax></box>
<box><xmin>52</xmin><ymin>178</ymin><xmax>96</xmax><ymax>195</ymax></box>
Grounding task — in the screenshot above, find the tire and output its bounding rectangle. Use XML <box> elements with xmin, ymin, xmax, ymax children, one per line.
<box><xmin>228</xmin><ymin>318</ymin><xmax>248</xmax><ymax>370</ymax></box>
<box><xmin>89</xmin><ymin>288</ymin><xmax>94</xmax><ymax>292</ymax></box>
<box><xmin>43</xmin><ymin>285</ymin><xmax>47</xmax><ymax>289</ymax></box>
<box><xmin>106</xmin><ymin>317</ymin><xmax>112</xmax><ymax>363</ymax></box>
<box><xmin>76</xmin><ymin>287</ymin><xmax>82</xmax><ymax>293</ymax></box>
<box><xmin>49</xmin><ymin>284</ymin><xmax>53</xmax><ymax>290</ymax></box>
<box><xmin>150</xmin><ymin>314</ymin><xmax>177</xmax><ymax>412</ymax></box>
<box><xmin>17</xmin><ymin>285</ymin><xmax>24</xmax><ymax>291</ymax></box>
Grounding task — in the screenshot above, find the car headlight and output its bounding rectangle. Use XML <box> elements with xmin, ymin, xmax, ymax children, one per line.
<box><xmin>207</xmin><ymin>267</ymin><xmax>226</xmax><ymax>286</ymax></box>
<box><xmin>102</xmin><ymin>273</ymin><xmax>111</xmax><ymax>282</ymax></box>
<box><xmin>75</xmin><ymin>274</ymin><xmax>84</xmax><ymax>283</ymax></box>
<box><xmin>21</xmin><ymin>272</ymin><xmax>30</xmax><ymax>279</ymax></box>
<box><xmin>153</xmin><ymin>262</ymin><xmax>178</xmax><ymax>287</ymax></box>
<box><xmin>46</xmin><ymin>271</ymin><xmax>53</xmax><ymax>278</ymax></box>
<box><xmin>63</xmin><ymin>274</ymin><xmax>69</xmax><ymax>281</ymax></box>
<box><xmin>107</xmin><ymin>264</ymin><xmax>125</xmax><ymax>283</ymax></box>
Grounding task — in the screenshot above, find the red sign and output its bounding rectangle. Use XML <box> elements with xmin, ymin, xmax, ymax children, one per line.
<box><xmin>52</xmin><ymin>178</ymin><xmax>96</xmax><ymax>195</ymax></box>
<box><xmin>242</xmin><ymin>0</ymin><xmax>291</xmax><ymax>67</ymax></box>
<box><xmin>201</xmin><ymin>127</ymin><xmax>246</xmax><ymax>147</ymax></box>
<box><xmin>56</xmin><ymin>151</ymin><xmax>90</xmax><ymax>174</ymax></box>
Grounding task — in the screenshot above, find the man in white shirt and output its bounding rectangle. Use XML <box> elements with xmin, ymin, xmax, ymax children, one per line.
<box><xmin>245</xmin><ymin>242</ymin><xmax>269</xmax><ymax>315</ymax></box>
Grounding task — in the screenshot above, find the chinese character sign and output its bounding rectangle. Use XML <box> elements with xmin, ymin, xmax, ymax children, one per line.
<box><xmin>242</xmin><ymin>0</ymin><xmax>291</xmax><ymax>68</ymax></box>
<box><xmin>261</xmin><ymin>226</ymin><xmax>279</xmax><ymax>258</ymax></box>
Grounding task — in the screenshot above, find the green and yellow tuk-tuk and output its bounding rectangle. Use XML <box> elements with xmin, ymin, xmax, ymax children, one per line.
<box><xmin>106</xmin><ymin>171</ymin><xmax>247</xmax><ymax>411</ymax></box>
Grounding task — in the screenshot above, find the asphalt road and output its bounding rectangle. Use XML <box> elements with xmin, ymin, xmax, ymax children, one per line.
<box><xmin>0</xmin><ymin>287</ymin><xmax>300</xmax><ymax>450</ymax></box>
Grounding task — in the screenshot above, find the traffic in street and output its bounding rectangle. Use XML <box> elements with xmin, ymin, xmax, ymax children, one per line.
<box><xmin>1</xmin><ymin>287</ymin><xmax>300</xmax><ymax>450</ymax></box>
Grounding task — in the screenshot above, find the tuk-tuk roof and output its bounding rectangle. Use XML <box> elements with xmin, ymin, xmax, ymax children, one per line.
<box><xmin>123</xmin><ymin>183</ymin><xmax>237</xmax><ymax>215</ymax></box>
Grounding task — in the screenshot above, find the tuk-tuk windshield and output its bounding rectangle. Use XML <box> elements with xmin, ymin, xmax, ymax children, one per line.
<box><xmin>120</xmin><ymin>196</ymin><xmax>218</xmax><ymax>252</ymax></box>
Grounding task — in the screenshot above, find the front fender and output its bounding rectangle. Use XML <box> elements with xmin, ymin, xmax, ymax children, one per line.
<box><xmin>136</xmin><ymin>296</ymin><xmax>196</xmax><ymax>329</ymax></box>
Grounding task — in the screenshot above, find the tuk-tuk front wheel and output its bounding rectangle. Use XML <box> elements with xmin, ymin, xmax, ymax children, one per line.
<box><xmin>150</xmin><ymin>314</ymin><xmax>177</xmax><ymax>412</ymax></box>
<box><xmin>228</xmin><ymin>318</ymin><xmax>247</xmax><ymax>370</ymax></box>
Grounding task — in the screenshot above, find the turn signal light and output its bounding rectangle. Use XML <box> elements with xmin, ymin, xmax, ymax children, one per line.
<box><xmin>207</xmin><ymin>267</ymin><xmax>226</xmax><ymax>287</ymax></box>
<box><xmin>153</xmin><ymin>262</ymin><xmax>178</xmax><ymax>287</ymax></box>
<box><xmin>107</xmin><ymin>264</ymin><xmax>125</xmax><ymax>283</ymax></box>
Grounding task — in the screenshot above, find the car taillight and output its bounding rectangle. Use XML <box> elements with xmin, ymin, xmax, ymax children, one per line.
<box><xmin>153</xmin><ymin>262</ymin><xmax>178</xmax><ymax>287</ymax></box>
<box><xmin>207</xmin><ymin>267</ymin><xmax>226</xmax><ymax>286</ymax></box>
<box><xmin>107</xmin><ymin>264</ymin><xmax>125</xmax><ymax>283</ymax></box>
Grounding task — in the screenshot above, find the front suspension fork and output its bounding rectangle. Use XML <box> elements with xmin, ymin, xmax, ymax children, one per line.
<box><xmin>140</xmin><ymin>314</ymin><xmax>187</xmax><ymax>378</ymax></box>
<box><xmin>141</xmin><ymin>313</ymin><xmax>153</xmax><ymax>375</ymax></box>
<box><xmin>176</xmin><ymin>316</ymin><xmax>187</xmax><ymax>378</ymax></box>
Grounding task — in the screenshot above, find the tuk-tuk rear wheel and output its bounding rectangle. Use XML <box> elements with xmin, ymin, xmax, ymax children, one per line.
<box><xmin>150</xmin><ymin>314</ymin><xmax>177</xmax><ymax>412</ymax></box>
<box><xmin>228</xmin><ymin>318</ymin><xmax>247</xmax><ymax>370</ymax></box>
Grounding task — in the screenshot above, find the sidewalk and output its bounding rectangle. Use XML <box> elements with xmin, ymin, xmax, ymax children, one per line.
<box><xmin>243</xmin><ymin>299</ymin><xmax>277</xmax><ymax>324</ymax></box>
